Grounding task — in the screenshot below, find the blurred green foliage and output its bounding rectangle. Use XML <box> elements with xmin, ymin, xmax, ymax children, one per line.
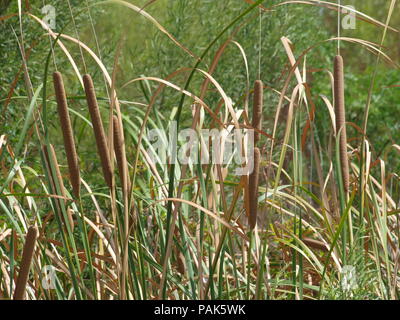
<box><xmin>0</xmin><ymin>0</ymin><xmax>399</xmax><ymax>168</ymax></box>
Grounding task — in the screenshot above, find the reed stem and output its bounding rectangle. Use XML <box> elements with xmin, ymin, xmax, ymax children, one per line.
<box><xmin>252</xmin><ymin>80</ymin><xmax>263</xmax><ymax>145</ymax></box>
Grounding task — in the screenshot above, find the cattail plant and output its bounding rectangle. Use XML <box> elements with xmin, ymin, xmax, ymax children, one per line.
<box><xmin>334</xmin><ymin>55</ymin><xmax>349</xmax><ymax>192</ymax></box>
<box><xmin>249</xmin><ymin>147</ymin><xmax>261</xmax><ymax>229</ymax></box>
<box><xmin>13</xmin><ymin>226</ymin><xmax>38</xmax><ymax>300</ymax></box>
<box><xmin>43</xmin><ymin>144</ymin><xmax>75</xmax><ymax>231</ymax></box>
<box><xmin>112</xmin><ymin>115</ymin><xmax>130</xmax><ymax>194</ymax></box>
<box><xmin>252</xmin><ymin>80</ymin><xmax>263</xmax><ymax>145</ymax></box>
<box><xmin>53</xmin><ymin>71</ymin><xmax>81</xmax><ymax>198</ymax></box>
<box><xmin>83</xmin><ymin>74</ymin><xmax>113</xmax><ymax>188</ymax></box>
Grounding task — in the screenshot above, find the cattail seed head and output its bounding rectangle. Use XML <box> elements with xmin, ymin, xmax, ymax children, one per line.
<box><xmin>249</xmin><ymin>147</ymin><xmax>261</xmax><ymax>230</ymax></box>
<box><xmin>53</xmin><ymin>71</ymin><xmax>80</xmax><ymax>198</ymax></box>
<box><xmin>112</xmin><ymin>115</ymin><xmax>130</xmax><ymax>194</ymax></box>
<box><xmin>13</xmin><ymin>226</ymin><xmax>38</xmax><ymax>300</ymax></box>
<box><xmin>83</xmin><ymin>74</ymin><xmax>113</xmax><ymax>188</ymax></box>
<box><xmin>252</xmin><ymin>80</ymin><xmax>263</xmax><ymax>145</ymax></box>
<box><xmin>334</xmin><ymin>55</ymin><xmax>349</xmax><ymax>192</ymax></box>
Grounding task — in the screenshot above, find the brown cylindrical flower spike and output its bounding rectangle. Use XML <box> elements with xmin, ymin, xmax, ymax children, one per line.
<box><xmin>83</xmin><ymin>74</ymin><xmax>113</xmax><ymax>188</ymax></box>
<box><xmin>113</xmin><ymin>115</ymin><xmax>130</xmax><ymax>194</ymax></box>
<box><xmin>334</xmin><ymin>55</ymin><xmax>349</xmax><ymax>192</ymax></box>
<box><xmin>249</xmin><ymin>147</ymin><xmax>261</xmax><ymax>230</ymax></box>
<box><xmin>252</xmin><ymin>80</ymin><xmax>263</xmax><ymax>145</ymax></box>
<box><xmin>13</xmin><ymin>226</ymin><xmax>38</xmax><ymax>300</ymax></box>
<box><xmin>53</xmin><ymin>71</ymin><xmax>81</xmax><ymax>198</ymax></box>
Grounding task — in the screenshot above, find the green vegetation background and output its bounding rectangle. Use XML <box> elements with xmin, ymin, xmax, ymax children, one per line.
<box><xmin>0</xmin><ymin>0</ymin><xmax>399</xmax><ymax>173</ymax></box>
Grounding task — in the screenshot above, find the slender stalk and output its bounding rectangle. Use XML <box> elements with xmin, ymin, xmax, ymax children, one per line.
<box><xmin>252</xmin><ymin>80</ymin><xmax>263</xmax><ymax>145</ymax></box>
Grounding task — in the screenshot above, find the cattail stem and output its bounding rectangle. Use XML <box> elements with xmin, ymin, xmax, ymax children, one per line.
<box><xmin>83</xmin><ymin>74</ymin><xmax>113</xmax><ymax>188</ymax></box>
<box><xmin>249</xmin><ymin>147</ymin><xmax>261</xmax><ymax>230</ymax></box>
<box><xmin>252</xmin><ymin>80</ymin><xmax>263</xmax><ymax>145</ymax></box>
<box><xmin>53</xmin><ymin>71</ymin><xmax>80</xmax><ymax>198</ymax></box>
<box><xmin>13</xmin><ymin>226</ymin><xmax>38</xmax><ymax>300</ymax></box>
<box><xmin>43</xmin><ymin>144</ymin><xmax>75</xmax><ymax>231</ymax></box>
<box><xmin>334</xmin><ymin>55</ymin><xmax>349</xmax><ymax>192</ymax></box>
